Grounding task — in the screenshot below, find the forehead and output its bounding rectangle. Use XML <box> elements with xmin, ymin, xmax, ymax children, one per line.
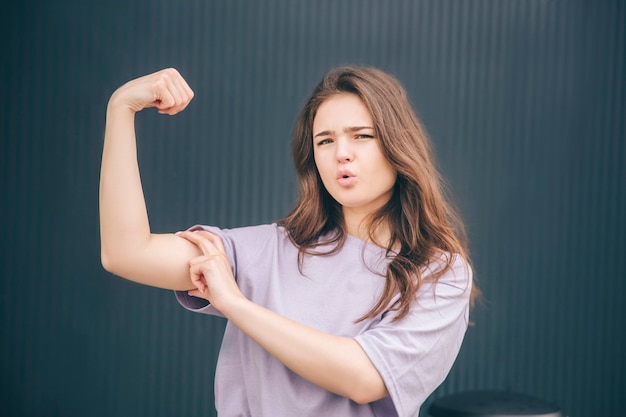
<box><xmin>313</xmin><ymin>93</ymin><xmax>373</xmax><ymax>131</ymax></box>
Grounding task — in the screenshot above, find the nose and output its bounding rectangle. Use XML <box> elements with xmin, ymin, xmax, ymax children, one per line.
<box><xmin>335</xmin><ymin>137</ymin><xmax>353</xmax><ymax>163</ymax></box>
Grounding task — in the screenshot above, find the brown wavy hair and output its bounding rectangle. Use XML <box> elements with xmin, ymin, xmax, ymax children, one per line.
<box><xmin>280</xmin><ymin>66</ymin><xmax>478</xmax><ymax>321</ymax></box>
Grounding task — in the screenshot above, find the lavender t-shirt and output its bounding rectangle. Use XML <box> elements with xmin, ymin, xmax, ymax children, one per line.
<box><xmin>175</xmin><ymin>223</ymin><xmax>472</xmax><ymax>417</ymax></box>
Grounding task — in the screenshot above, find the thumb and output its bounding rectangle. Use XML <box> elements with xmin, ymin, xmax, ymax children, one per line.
<box><xmin>153</xmin><ymin>88</ymin><xmax>176</xmax><ymax>111</ymax></box>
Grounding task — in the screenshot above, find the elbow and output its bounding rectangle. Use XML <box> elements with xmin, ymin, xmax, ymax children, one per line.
<box><xmin>100</xmin><ymin>234</ymin><xmax>148</xmax><ymax>277</ymax></box>
<box><xmin>347</xmin><ymin>377</ymin><xmax>388</xmax><ymax>405</ymax></box>
<box><xmin>350</xmin><ymin>391</ymin><xmax>385</xmax><ymax>406</ymax></box>
<box><xmin>100</xmin><ymin>248</ymin><xmax>117</xmax><ymax>274</ymax></box>
<box><xmin>350</xmin><ymin>393</ymin><xmax>372</xmax><ymax>405</ymax></box>
<box><xmin>100</xmin><ymin>247</ymin><xmax>126</xmax><ymax>276</ymax></box>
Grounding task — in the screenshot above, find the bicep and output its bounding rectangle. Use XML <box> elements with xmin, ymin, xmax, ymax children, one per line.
<box><xmin>102</xmin><ymin>233</ymin><xmax>202</xmax><ymax>290</ymax></box>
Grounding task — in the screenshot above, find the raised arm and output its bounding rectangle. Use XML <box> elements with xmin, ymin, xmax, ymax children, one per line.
<box><xmin>99</xmin><ymin>68</ymin><xmax>201</xmax><ymax>290</ymax></box>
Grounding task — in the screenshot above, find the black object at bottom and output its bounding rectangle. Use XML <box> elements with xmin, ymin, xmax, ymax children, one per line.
<box><xmin>428</xmin><ymin>390</ymin><xmax>564</xmax><ymax>417</ymax></box>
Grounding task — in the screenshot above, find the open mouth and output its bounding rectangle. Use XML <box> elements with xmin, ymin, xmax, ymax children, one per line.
<box><xmin>337</xmin><ymin>173</ymin><xmax>356</xmax><ymax>187</ymax></box>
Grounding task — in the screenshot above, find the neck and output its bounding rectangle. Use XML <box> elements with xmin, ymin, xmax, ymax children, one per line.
<box><xmin>343</xmin><ymin>208</ymin><xmax>392</xmax><ymax>248</ymax></box>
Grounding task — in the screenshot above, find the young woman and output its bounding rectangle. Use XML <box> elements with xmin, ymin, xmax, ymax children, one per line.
<box><xmin>100</xmin><ymin>66</ymin><xmax>477</xmax><ymax>417</ymax></box>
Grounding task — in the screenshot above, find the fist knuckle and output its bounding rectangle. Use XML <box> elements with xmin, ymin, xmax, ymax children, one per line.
<box><xmin>165</xmin><ymin>67</ymin><xmax>179</xmax><ymax>76</ymax></box>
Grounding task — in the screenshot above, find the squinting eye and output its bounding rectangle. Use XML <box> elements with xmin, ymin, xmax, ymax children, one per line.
<box><xmin>317</xmin><ymin>139</ymin><xmax>332</xmax><ymax>146</ymax></box>
<box><xmin>356</xmin><ymin>134</ymin><xmax>374</xmax><ymax>139</ymax></box>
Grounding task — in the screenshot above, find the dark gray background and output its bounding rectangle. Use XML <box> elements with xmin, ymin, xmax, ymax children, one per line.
<box><xmin>1</xmin><ymin>1</ymin><xmax>624</xmax><ymax>416</ymax></box>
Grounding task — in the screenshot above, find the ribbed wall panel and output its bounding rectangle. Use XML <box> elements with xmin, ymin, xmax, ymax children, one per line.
<box><xmin>1</xmin><ymin>1</ymin><xmax>624</xmax><ymax>416</ymax></box>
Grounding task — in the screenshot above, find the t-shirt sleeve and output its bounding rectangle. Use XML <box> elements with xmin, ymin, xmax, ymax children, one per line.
<box><xmin>354</xmin><ymin>254</ymin><xmax>473</xmax><ymax>417</ymax></box>
<box><xmin>174</xmin><ymin>225</ymin><xmax>238</xmax><ymax>317</ymax></box>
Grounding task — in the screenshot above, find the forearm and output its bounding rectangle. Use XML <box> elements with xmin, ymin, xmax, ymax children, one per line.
<box><xmin>221</xmin><ymin>297</ymin><xmax>388</xmax><ymax>404</ymax></box>
<box><xmin>99</xmin><ymin>103</ymin><xmax>151</xmax><ymax>269</ymax></box>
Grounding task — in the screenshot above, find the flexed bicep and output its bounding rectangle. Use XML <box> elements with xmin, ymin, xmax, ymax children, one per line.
<box><xmin>100</xmin><ymin>68</ymin><xmax>198</xmax><ymax>289</ymax></box>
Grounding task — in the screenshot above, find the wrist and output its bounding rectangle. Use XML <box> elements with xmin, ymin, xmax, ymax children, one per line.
<box><xmin>107</xmin><ymin>89</ymin><xmax>140</xmax><ymax>116</ymax></box>
<box><xmin>217</xmin><ymin>293</ymin><xmax>252</xmax><ymax>321</ymax></box>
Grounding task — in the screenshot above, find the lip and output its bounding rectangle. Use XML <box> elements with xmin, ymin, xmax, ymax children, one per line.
<box><xmin>337</xmin><ymin>169</ymin><xmax>356</xmax><ymax>187</ymax></box>
<box><xmin>336</xmin><ymin>169</ymin><xmax>355</xmax><ymax>179</ymax></box>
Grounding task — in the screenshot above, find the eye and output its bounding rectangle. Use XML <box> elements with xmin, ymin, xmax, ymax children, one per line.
<box><xmin>355</xmin><ymin>134</ymin><xmax>374</xmax><ymax>140</ymax></box>
<box><xmin>316</xmin><ymin>138</ymin><xmax>333</xmax><ymax>146</ymax></box>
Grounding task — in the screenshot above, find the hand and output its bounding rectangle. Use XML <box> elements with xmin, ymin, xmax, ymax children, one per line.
<box><xmin>176</xmin><ymin>230</ymin><xmax>244</xmax><ymax>312</ymax></box>
<box><xmin>109</xmin><ymin>68</ymin><xmax>194</xmax><ymax>115</ymax></box>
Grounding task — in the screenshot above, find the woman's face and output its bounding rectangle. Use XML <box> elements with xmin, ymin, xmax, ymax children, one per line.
<box><xmin>312</xmin><ymin>93</ymin><xmax>397</xmax><ymax>220</ymax></box>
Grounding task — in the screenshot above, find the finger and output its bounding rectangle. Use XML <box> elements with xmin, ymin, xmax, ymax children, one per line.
<box><xmin>151</xmin><ymin>70</ymin><xmax>183</xmax><ymax>114</ymax></box>
<box><xmin>188</xmin><ymin>288</ymin><xmax>209</xmax><ymax>300</ymax></box>
<box><xmin>163</xmin><ymin>75</ymin><xmax>185</xmax><ymax>112</ymax></box>
<box><xmin>193</xmin><ymin>231</ymin><xmax>227</xmax><ymax>255</ymax></box>
<box><xmin>178</xmin><ymin>230</ymin><xmax>221</xmax><ymax>256</ymax></box>
<box><xmin>173</xmin><ymin>68</ymin><xmax>194</xmax><ymax>96</ymax></box>
<box><xmin>188</xmin><ymin>255</ymin><xmax>212</xmax><ymax>287</ymax></box>
<box><xmin>154</xmin><ymin>84</ymin><xmax>177</xmax><ymax>112</ymax></box>
<box><xmin>189</xmin><ymin>262</ymin><xmax>208</xmax><ymax>293</ymax></box>
<box><xmin>188</xmin><ymin>254</ymin><xmax>210</xmax><ymax>266</ymax></box>
<box><xmin>189</xmin><ymin>254</ymin><xmax>227</xmax><ymax>292</ymax></box>
<box><xmin>178</xmin><ymin>231</ymin><xmax>218</xmax><ymax>257</ymax></box>
<box><xmin>168</xmin><ymin>72</ymin><xmax>194</xmax><ymax>113</ymax></box>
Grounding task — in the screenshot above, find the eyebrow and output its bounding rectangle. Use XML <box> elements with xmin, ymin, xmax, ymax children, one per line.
<box><xmin>313</xmin><ymin>126</ymin><xmax>375</xmax><ymax>138</ymax></box>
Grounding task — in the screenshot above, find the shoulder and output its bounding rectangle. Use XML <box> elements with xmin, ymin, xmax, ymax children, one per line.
<box><xmin>423</xmin><ymin>252</ymin><xmax>472</xmax><ymax>283</ymax></box>
<box><xmin>418</xmin><ymin>252</ymin><xmax>473</xmax><ymax>305</ymax></box>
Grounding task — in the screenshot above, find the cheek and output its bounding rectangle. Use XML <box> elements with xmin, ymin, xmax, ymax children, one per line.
<box><xmin>380</xmin><ymin>163</ymin><xmax>398</xmax><ymax>190</ymax></box>
<box><xmin>313</xmin><ymin>154</ymin><xmax>330</xmax><ymax>179</ymax></box>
